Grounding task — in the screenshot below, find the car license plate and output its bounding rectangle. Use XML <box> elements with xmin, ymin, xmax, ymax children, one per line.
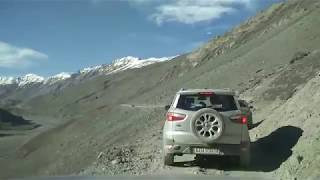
<box><xmin>194</xmin><ymin>148</ymin><xmax>221</xmax><ymax>155</ymax></box>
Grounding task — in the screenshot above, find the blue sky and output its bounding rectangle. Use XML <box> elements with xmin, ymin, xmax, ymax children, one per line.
<box><xmin>0</xmin><ymin>0</ymin><xmax>282</xmax><ymax>77</ymax></box>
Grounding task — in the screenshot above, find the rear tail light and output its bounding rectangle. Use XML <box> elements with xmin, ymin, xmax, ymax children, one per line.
<box><xmin>166</xmin><ymin>112</ymin><xmax>186</xmax><ymax>121</ymax></box>
<box><xmin>199</xmin><ymin>92</ymin><xmax>214</xmax><ymax>96</ymax></box>
<box><xmin>230</xmin><ymin>115</ymin><xmax>247</xmax><ymax>124</ymax></box>
<box><xmin>241</xmin><ymin>116</ymin><xmax>248</xmax><ymax>124</ymax></box>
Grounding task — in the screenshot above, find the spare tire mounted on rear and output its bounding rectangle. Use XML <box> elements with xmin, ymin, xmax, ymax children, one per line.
<box><xmin>191</xmin><ymin>108</ymin><xmax>224</xmax><ymax>144</ymax></box>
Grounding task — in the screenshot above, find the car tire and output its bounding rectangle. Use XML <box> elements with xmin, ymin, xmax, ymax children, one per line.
<box><xmin>191</xmin><ymin>108</ymin><xmax>224</xmax><ymax>144</ymax></box>
<box><xmin>240</xmin><ymin>142</ymin><xmax>250</xmax><ymax>168</ymax></box>
<box><xmin>164</xmin><ymin>153</ymin><xmax>174</xmax><ymax>166</ymax></box>
<box><xmin>195</xmin><ymin>154</ymin><xmax>206</xmax><ymax>162</ymax></box>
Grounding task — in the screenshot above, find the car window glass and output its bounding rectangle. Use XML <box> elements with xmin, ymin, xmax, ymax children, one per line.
<box><xmin>177</xmin><ymin>94</ymin><xmax>237</xmax><ymax>112</ymax></box>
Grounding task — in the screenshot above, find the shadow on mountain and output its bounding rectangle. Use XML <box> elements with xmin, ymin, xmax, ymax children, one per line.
<box><xmin>0</xmin><ymin>133</ymin><xmax>14</xmax><ymax>138</ymax></box>
<box><xmin>249</xmin><ymin>125</ymin><xmax>303</xmax><ymax>172</ymax></box>
<box><xmin>175</xmin><ymin>126</ymin><xmax>303</xmax><ymax>172</ymax></box>
<box><xmin>0</xmin><ymin>109</ymin><xmax>41</xmax><ymax>131</ymax></box>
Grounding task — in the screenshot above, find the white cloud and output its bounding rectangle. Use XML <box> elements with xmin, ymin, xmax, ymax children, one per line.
<box><xmin>149</xmin><ymin>0</ymin><xmax>256</xmax><ymax>25</ymax></box>
<box><xmin>0</xmin><ymin>41</ymin><xmax>48</xmax><ymax>68</ymax></box>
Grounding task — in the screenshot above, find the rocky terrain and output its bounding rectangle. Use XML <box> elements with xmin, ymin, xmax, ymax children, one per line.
<box><xmin>1</xmin><ymin>0</ymin><xmax>320</xmax><ymax>179</ymax></box>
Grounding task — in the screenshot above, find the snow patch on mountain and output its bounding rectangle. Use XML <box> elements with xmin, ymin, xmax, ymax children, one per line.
<box><xmin>0</xmin><ymin>77</ymin><xmax>15</xmax><ymax>85</ymax></box>
<box><xmin>17</xmin><ymin>74</ymin><xmax>45</xmax><ymax>86</ymax></box>
<box><xmin>0</xmin><ymin>72</ymin><xmax>71</xmax><ymax>87</ymax></box>
<box><xmin>51</xmin><ymin>72</ymin><xmax>71</xmax><ymax>79</ymax></box>
<box><xmin>77</xmin><ymin>56</ymin><xmax>176</xmax><ymax>75</ymax></box>
<box><xmin>44</xmin><ymin>72</ymin><xmax>71</xmax><ymax>85</ymax></box>
<box><xmin>80</xmin><ymin>65</ymin><xmax>102</xmax><ymax>74</ymax></box>
<box><xmin>106</xmin><ymin>56</ymin><xmax>176</xmax><ymax>74</ymax></box>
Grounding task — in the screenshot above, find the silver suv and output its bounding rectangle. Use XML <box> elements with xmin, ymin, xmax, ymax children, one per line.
<box><xmin>163</xmin><ymin>89</ymin><xmax>250</xmax><ymax>167</ymax></box>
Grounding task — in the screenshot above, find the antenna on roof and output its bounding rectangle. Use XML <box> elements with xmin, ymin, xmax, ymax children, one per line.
<box><xmin>180</xmin><ymin>88</ymin><xmax>186</xmax><ymax>91</ymax></box>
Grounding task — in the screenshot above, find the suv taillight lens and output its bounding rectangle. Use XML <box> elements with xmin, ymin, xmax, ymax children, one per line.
<box><xmin>230</xmin><ymin>115</ymin><xmax>247</xmax><ymax>124</ymax></box>
<box><xmin>241</xmin><ymin>116</ymin><xmax>248</xmax><ymax>124</ymax></box>
<box><xmin>166</xmin><ymin>112</ymin><xmax>186</xmax><ymax>121</ymax></box>
<box><xmin>199</xmin><ymin>92</ymin><xmax>214</xmax><ymax>96</ymax></box>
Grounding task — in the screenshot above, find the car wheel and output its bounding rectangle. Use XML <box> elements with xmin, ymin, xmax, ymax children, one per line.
<box><xmin>164</xmin><ymin>153</ymin><xmax>174</xmax><ymax>166</ymax></box>
<box><xmin>191</xmin><ymin>108</ymin><xmax>224</xmax><ymax>144</ymax></box>
<box><xmin>195</xmin><ymin>154</ymin><xmax>207</xmax><ymax>162</ymax></box>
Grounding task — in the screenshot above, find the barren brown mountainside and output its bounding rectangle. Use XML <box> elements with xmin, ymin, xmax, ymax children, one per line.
<box><xmin>1</xmin><ymin>0</ymin><xmax>320</xmax><ymax>179</ymax></box>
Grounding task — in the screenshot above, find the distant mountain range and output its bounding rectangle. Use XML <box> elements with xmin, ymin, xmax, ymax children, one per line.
<box><xmin>0</xmin><ymin>56</ymin><xmax>176</xmax><ymax>87</ymax></box>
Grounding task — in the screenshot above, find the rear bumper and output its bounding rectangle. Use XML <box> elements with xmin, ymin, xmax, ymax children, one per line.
<box><xmin>164</xmin><ymin>143</ymin><xmax>243</xmax><ymax>156</ymax></box>
<box><xmin>163</xmin><ymin>129</ymin><xmax>250</xmax><ymax>156</ymax></box>
<box><xmin>163</xmin><ymin>131</ymin><xmax>244</xmax><ymax>145</ymax></box>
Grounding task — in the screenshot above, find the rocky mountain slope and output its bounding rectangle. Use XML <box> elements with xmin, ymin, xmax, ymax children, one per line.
<box><xmin>1</xmin><ymin>0</ymin><xmax>320</xmax><ymax>179</ymax></box>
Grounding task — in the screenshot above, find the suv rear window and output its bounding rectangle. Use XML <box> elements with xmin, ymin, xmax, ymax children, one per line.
<box><xmin>176</xmin><ymin>94</ymin><xmax>238</xmax><ymax>112</ymax></box>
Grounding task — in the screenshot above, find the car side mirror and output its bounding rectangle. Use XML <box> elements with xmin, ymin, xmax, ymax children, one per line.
<box><xmin>165</xmin><ymin>105</ymin><xmax>170</xmax><ymax>111</ymax></box>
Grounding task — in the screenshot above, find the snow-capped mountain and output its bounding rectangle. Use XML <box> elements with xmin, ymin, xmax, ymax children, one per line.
<box><xmin>0</xmin><ymin>73</ymin><xmax>72</xmax><ymax>87</ymax></box>
<box><xmin>0</xmin><ymin>56</ymin><xmax>176</xmax><ymax>87</ymax></box>
<box><xmin>79</xmin><ymin>56</ymin><xmax>175</xmax><ymax>75</ymax></box>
